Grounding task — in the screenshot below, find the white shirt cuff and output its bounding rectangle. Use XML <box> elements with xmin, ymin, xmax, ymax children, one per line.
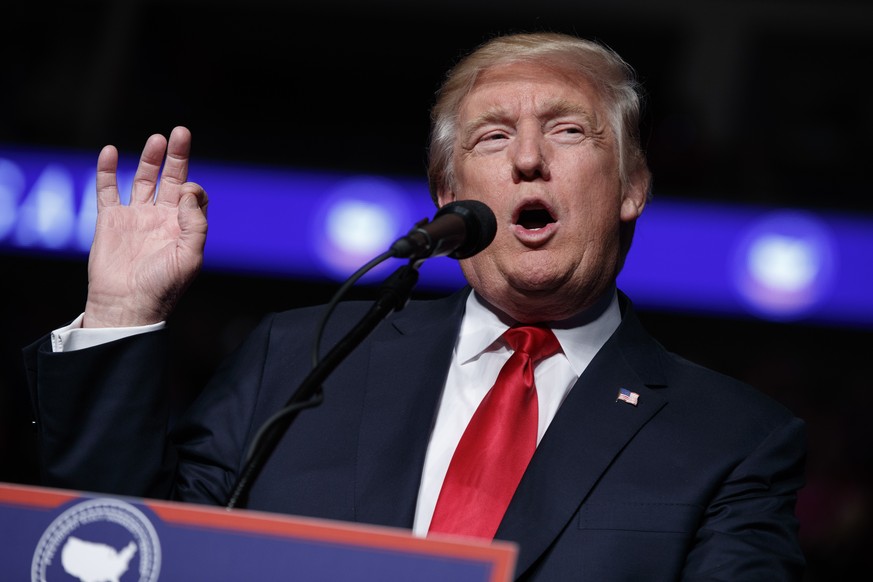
<box><xmin>51</xmin><ymin>313</ymin><xmax>166</xmax><ymax>352</ymax></box>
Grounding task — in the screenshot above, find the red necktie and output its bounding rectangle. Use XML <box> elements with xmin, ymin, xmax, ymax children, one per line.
<box><xmin>428</xmin><ymin>325</ymin><xmax>561</xmax><ymax>539</ymax></box>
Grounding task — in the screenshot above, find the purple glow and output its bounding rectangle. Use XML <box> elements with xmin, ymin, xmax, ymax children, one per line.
<box><xmin>730</xmin><ymin>211</ymin><xmax>837</xmax><ymax>321</ymax></box>
<box><xmin>1</xmin><ymin>145</ymin><xmax>871</xmax><ymax>328</ymax></box>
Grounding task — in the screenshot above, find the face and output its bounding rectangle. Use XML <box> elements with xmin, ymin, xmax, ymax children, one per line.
<box><xmin>437</xmin><ymin>60</ymin><xmax>647</xmax><ymax>323</ymax></box>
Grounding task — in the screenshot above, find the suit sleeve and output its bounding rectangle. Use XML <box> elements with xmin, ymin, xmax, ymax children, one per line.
<box><xmin>682</xmin><ymin>415</ymin><xmax>807</xmax><ymax>580</ymax></box>
<box><xmin>23</xmin><ymin>314</ymin><xmax>287</xmax><ymax>506</ymax></box>
<box><xmin>23</xmin><ymin>330</ymin><xmax>176</xmax><ymax>499</ymax></box>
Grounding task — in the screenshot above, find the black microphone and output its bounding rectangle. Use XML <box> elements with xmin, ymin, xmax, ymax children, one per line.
<box><xmin>390</xmin><ymin>200</ymin><xmax>497</xmax><ymax>260</ymax></box>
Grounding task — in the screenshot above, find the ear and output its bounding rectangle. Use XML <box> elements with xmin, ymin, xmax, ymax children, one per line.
<box><xmin>436</xmin><ymin>187</ymin><xmax>456</xmax><ymax>209</ymax></box>
<box><xmin>620</xmin><ymin>166</ymin><xmax>650</xmax><ymax>222</ymax></box>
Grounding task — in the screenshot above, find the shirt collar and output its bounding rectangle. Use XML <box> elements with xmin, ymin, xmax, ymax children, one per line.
<box><xmin>456</xmin><ymin>288</ymin><xmax>622</xmax><ymax>375</ymax></box>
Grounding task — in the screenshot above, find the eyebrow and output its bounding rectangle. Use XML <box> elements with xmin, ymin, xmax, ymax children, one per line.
<box><xmin>461</xmin><ymin>97</ymin><xmax>599</xmax><ymax>143</ymax></box>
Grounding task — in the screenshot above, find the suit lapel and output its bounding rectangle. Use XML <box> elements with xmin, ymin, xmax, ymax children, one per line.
<box><xmin>496</xmin><ymin>300</ymin><xmax>670</xmax><ymax>577</ymax></box>
<box><xmin>343</xmin><ymin>286</ymin><xmax>670</xmax><ymax>575</ymax></box>
<box><xmin>353</xmin><ymin>289</ymin><xmax>469</xmax><ymax>528</ymax></box>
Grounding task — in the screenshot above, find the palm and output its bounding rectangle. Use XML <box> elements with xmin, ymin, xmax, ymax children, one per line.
<box><xmin>83</xmin><ymin>127</ymin><xmax>208</xmax><ymax>328</ymax></box>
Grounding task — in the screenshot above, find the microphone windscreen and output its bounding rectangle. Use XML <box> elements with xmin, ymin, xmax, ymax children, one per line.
<box><xmin>436</xmin><ymin>200</ymin><xmax>497</xmax><ymax>259</ymax></box>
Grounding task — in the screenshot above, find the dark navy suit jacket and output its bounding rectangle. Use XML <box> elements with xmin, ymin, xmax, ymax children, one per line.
<box><xmin>24</xmin><ymin>288</ymin><xmax>806</xmax><ymax>580</ymax></box>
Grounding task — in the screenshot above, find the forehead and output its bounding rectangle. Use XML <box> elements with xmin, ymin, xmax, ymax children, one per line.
<box><xmin>459</xmin><ymin>60</ymin><xmax>604</xmax><ymax>119</ymax></box>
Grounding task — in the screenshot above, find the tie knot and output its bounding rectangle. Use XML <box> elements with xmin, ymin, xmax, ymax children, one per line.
<box><xmin>503</xmin><ymin>325</ymin><xmax>561</xmax><ymax>362</ymax></box>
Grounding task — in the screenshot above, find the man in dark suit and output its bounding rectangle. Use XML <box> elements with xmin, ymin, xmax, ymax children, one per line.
<box><xmin>24</xmin><ymin>32</ymin><xmax>806</xmax><ymax>580</ymax></box>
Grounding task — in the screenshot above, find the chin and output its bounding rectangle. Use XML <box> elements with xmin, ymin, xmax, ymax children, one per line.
<box><xmin>507</xmin><ymin>269</ymin><xmax>569</xmax><ymax>293</ymax></box>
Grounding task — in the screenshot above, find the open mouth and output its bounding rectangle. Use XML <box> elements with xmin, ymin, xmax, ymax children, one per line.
<box><xmin>516</xmin><ymin>206</ymin><xmax>556</xmax><ymax>230</ymax></box>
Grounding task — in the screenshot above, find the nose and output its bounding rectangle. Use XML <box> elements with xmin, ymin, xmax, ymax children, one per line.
<box><xmin>510</xmin><ymin>128</ymin><xmax>550</xmax><ymax>182</ymax></box>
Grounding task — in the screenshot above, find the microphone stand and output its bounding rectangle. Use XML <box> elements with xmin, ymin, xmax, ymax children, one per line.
<box><xmin>225</xmin><ymin>261</ymin><xmax>421</xmax><ymax>510</ymax></box>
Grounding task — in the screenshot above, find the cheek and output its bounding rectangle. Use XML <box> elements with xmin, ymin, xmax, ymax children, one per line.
<box><xmin>567</xmin><ymin>193</ymin><xmax>621</xmax><ymax>235</ymax></box>
<box><xmin>455</xmin><ymin>154</ymin><xmax>502</xmax><ymax>190</ymax></box>
<box><xmin>456</xmin><ymin>182</ymin><xmax>510</xmax><ymax>222</ymax></box>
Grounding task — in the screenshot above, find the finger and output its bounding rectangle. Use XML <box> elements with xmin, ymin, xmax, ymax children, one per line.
<box><xmin>180</xmin><ymin>182</ymin><xmax>209</xmax><ymax>219</ymax></box>
<box><xmin>130</xmin><ymin>133</ymin><xmax>170</xmax><ymax>205</ymax></box>
<box><xmin>95</xmin><ymin>145</ymin><xmax>121</xmax><ymax>211</ymax></box>
<box><xmin>178</xmin><ymin>183</ymin><xmax>209</xmax><ymax>255</ymax></box>
<box><xmin>156</xmin><ymin>126</ymin><xmax>192</xmax><ymax>207</ymax></box>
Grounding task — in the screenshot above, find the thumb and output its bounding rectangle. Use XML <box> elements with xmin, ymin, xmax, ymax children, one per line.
<box><xmin>180</xmin><ymin>182</ymin><xmax>208</xmax><ymax>215</ymax></box>
<box><xmin>177</xmin><ymin>185</ymin><xmax>208</xmax><ymax>251</ymax></box>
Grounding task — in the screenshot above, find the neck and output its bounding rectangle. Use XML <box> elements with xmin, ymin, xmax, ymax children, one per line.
<box><xmin>473</xmin><ymin>284</ymin><xmax>616</xmax><ymax>327</ymax></box>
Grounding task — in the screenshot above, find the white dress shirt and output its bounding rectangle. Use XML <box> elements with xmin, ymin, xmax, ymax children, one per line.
<box><xmin>412</xmin><ymin>290</ymin><xmax>621</xmax><ymax>535</ymax></box>
<box><xmin>51</xmin><ymin>313</ymin><xmax>163</xmax><ymax>353</ymax></box>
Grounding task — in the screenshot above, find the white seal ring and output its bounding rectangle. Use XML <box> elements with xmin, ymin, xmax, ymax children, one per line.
<box><xmin>31</xmin><ymin>497</ymin><xmax>161</xmax><ymax>582</ymax></box>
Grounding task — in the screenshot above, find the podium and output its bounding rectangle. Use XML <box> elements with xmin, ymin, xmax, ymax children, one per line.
<box><xmin>0</xmin><ymin>482</ymin><xmax>517</xmax><ymax>581</ymax></box>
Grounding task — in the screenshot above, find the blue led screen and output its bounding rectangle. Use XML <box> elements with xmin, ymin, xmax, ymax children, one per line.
<box><xmin>1</xmin><ymin>145</ymin><xmax>871</xmax><ymax>328</ymax></box>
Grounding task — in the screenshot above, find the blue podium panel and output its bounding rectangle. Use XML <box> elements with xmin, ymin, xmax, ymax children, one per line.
<box><xmin>0</xmin><ymin>482</ymin><xmax>516</xmax><ymax>582</ymax></box>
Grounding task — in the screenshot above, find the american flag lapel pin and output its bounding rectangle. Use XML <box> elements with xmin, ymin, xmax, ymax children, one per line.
<box><xmin>616</xmin><ymin>387</ymin><xmax>640</xmax><ymax>406</ymax></box>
